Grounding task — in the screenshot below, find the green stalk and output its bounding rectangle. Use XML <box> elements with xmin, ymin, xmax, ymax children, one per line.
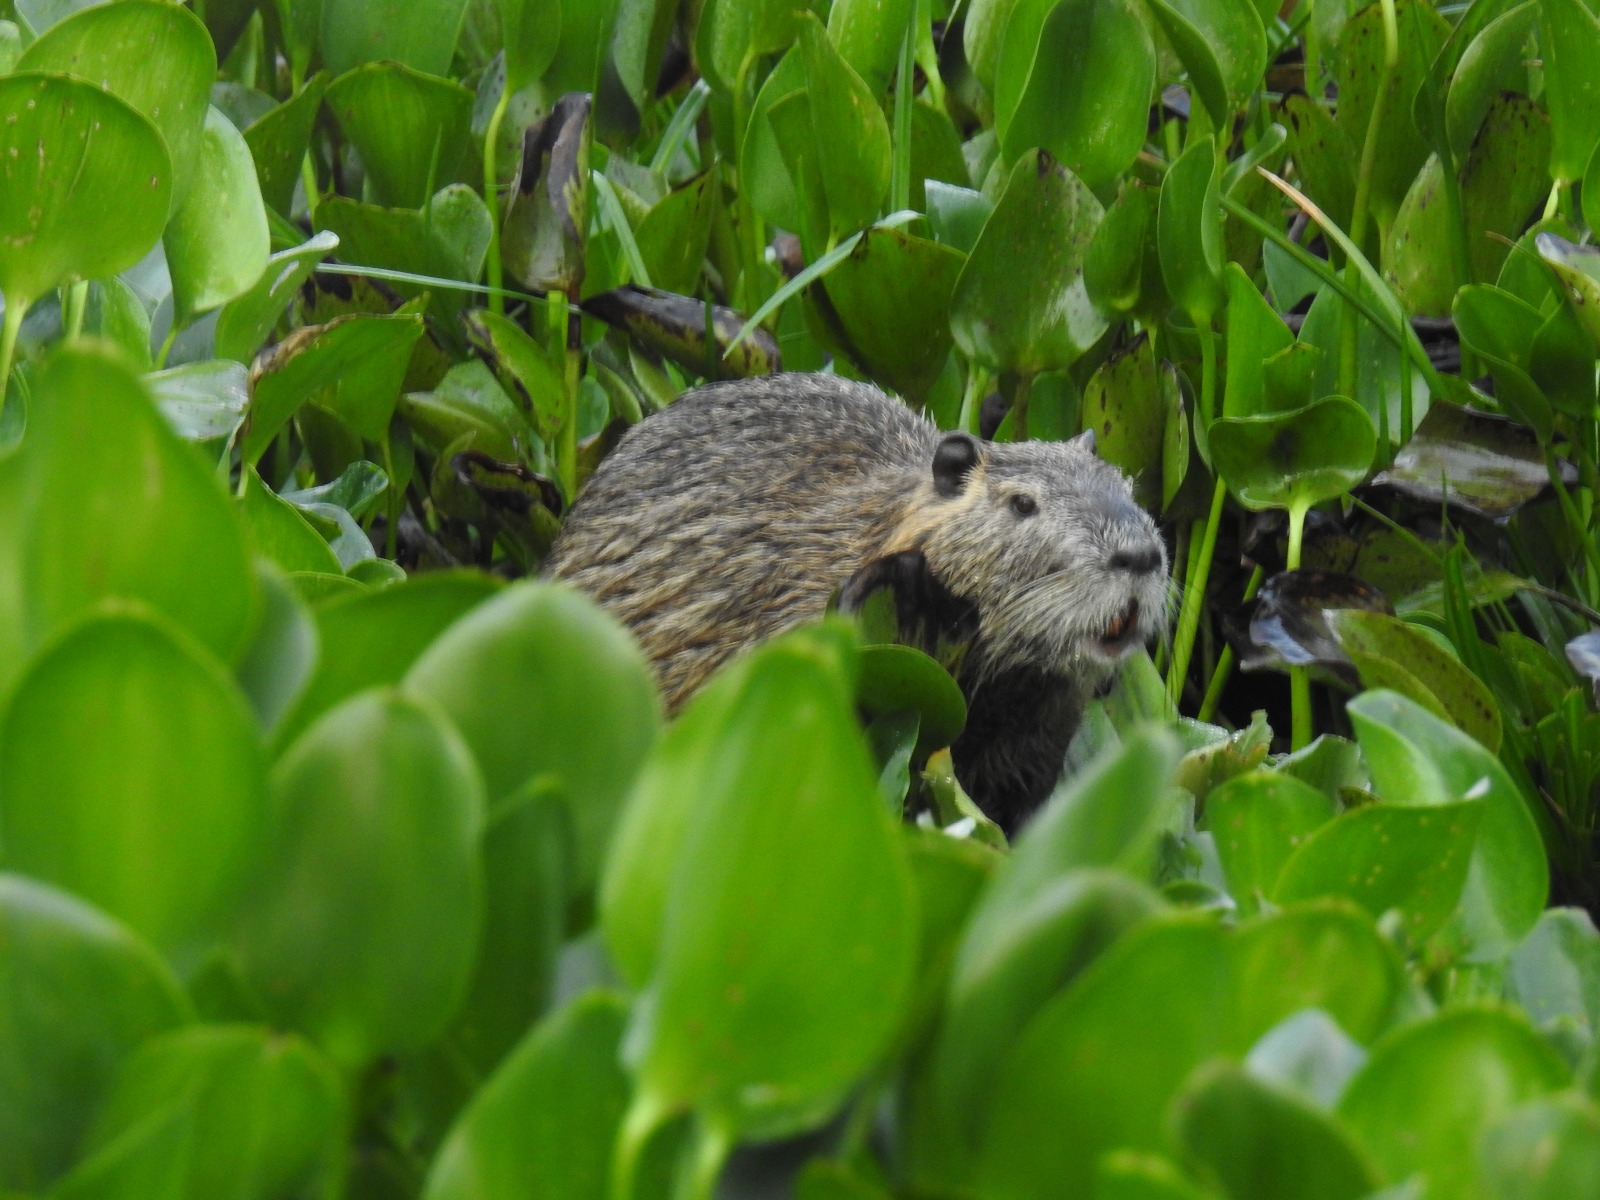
<box><xmin>1166</xmin><ymin>324</ymin><xmax>1223</xmax><ymax>707</ymax></box>
<box><xmin>0</xmin><ymin>299</ymin><xmax>26</xmax><ymax>422</ymax></box>
<box><xmin>63</xmin><ymin>280</ymin><xmax>89</xmax><ymax>341</ymax></box>
<box><xmin>1340</xmin><ymin>0</ymin><xmax>1396</xmax><ymax>443</ymax></box>
<box><xmin>890</xmin><ymin>17</ymin><xmax>915</xmax><ymax>214</ymax></box>
<box><xmin>731</xmin><ymin>53</ymin><xmax>768</xmax><ymax>315</ymax></box>
<box><xmin>1010</xmin><ymin>372</ymin><xmax>1033</xmax><ymax>441</ymax></box>
<box><xmin>680</xmin><ymin>1117</ymin><xmax>732</xmax><ymax>1200</ymax></box>
<box><xmin>1286</xmin><ymin>500</ymin><xmax>1312</xmax><ymax>750</ymax></box>
<box><xmin>610</xmin><ymin>1091</ymin><xmax>668</xmax><ymax>1200</ymax></box>
<box><xmin>957</xmin><ymin>363</ymin><xmax>988</xmax><ymax>433</ymax></box>
<box><xmin>1197</xmin><ymin>564</ymin><xmax>1264</xmax><ymax>723</ymax></box>
<box><xmin>155</xmin><ymin>324</ymin><xmax>179</xmax><ymax>370</ymax></box>
<box><xmin>549</xmin><ymin>293</ymin><xmax>579</xmax><ymax>501</ymax></box>
<box><xmin>290</xmin><ymin>63</ymin><xmax>320</xmax><ymax>221</ymax></box>
<box><xmin>483</xmin><ymin>83</ymin><xmax>512</xmax><ymax>317</ymax></box>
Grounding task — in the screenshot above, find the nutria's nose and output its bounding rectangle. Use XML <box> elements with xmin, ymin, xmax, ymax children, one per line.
<box><xmin>1107</xmin><ymin>544</ymin><xmax>1164</xmax><ymax>576</ymax></box>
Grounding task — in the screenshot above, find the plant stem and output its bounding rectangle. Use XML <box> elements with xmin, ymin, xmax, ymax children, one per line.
<box><xmin>681</xmin><ymin>1117</ymin><xmax>732</xmax><ymax>1200</ymax></box>
<box><xmin>1167</xmin><ymin>479</ymin><xmax>1226</xmax><ymax>708</ymax></box>
<box><xmin>156</xmin><ymin>324</ymin><xmax>179</xmax><ymax>370</ymax></box>
<box><xmin>483</xmin><ymin>82</ymin><xmax>512</xmax><ymax>317</ymax></box>
<box><xmin>550</xmin><ymin>293</ymin><xmax>579</xmax><ymax>501</ymax></box>
<box><xmin>957</xmin><ymin>363</ymin><xmax>987</xmax><ymax>433</ymax></box>
<box><xmin>291</xmin><ymin>64</ymin><xmax>320</xmax><ymax>221</ymax></box>
<box><xmin>1197</xmin><ymin>564</ymin><xmax>1264</xmax><ymax>723</ymax></box>
<box><xmin>64</xmin><ymin>280</ymin><xmax>88</xmax><ymax>341</ymax></box>
<box><xmin>891</xmin><ymin>16</ymin><xmax>915</xmax><ymax>214</ymax></box>
<box><xmin>1010</xmin><ymin>372</ymin><xmax>1033</xmax><ymax>441</ymax></box>
<box><xmin>0</xmin><ymin>299</ymin><xmax>26</xmax><ymax>422</ymax></box>
<box><xmin>1287</xmin><ymin>500</ymin><xmax>1312</xmax><ymax>751</ymax></box>
<box><xmin>1340</xmin><ymin>0</ymin><xmax>1396</xmax><ymax>411</ymax></box>
<box><xmin>731</xmin><ymin>53</ymin><xmax>767</xmax><ymax>315</ymax></box>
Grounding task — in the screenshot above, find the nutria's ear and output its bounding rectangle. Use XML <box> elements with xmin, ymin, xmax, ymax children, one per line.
<box><xmin>1069</xmin><ymin>427</ymin><xmax>1097</xmax><ymax>455</ymax></box>
<box><xmin>932</xmin><ymin>432</ymin><xmax>982</xmax><ymax>496</ymax></box>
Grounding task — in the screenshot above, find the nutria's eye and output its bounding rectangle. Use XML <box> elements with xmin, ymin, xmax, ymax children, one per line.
<box><xmin>1010</xmin><ymin>494</ymin><xmax>1038</xmax><ymax>516</ymax></box>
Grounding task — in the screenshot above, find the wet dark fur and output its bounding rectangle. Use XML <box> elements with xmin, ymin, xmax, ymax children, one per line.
<box><xmin>546</xmin><ymin>374</ymin><xmax>1168</xmax><ymax>832</ymax></box>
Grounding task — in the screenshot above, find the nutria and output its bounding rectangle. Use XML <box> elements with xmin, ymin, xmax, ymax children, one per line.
<box><xmin>546</xmin><ymin>374</ymin><xmax>1168</xmax><ymax>832</ymax></box>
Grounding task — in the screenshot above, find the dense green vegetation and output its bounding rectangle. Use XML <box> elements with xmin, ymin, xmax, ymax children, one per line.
<box><xmin>3</xmin><ymin>0</ymin><xmax>1600</xmax><ymax>1196</ymax></box>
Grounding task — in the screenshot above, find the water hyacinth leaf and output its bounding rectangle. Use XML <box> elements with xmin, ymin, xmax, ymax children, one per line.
<box><xmin>215</xmin><ymin>231</ymin><xmax>340</xmax><ymax>364</ymax></box>
<box><xmin>1209</xmin><ymin>396</ymin><xmax>1377</xmax><ymax>513</ymax></box>
<box><xmin>241</xmin><ymin>312</ymin><xmax>425</xmax><ymax>465</ymax></box>
<box><xmin>1333</xmin><ymin>0</ymin><xmax>1448</xmax><ymax>235</ymax></box>
<box><xmin>951</xmin><ymin>148</ymin><xmax>1107</xmax><ymax>375</ymax></box>
<box><xmin>742</xmin><ymin>50</ymin><xmax>809</xmax><ymax>235</ymax></box>
<box><xmin>798</xmin><ymin>14</ymin><xmax>891</xmax><ymax>240</ymax></box>
<box><xmin>1235</xmin><ymin>569</ymin><xmax>1392</xmax><ymax>682</ymax></box>
<box><xmin>464</xmin><ymin>308</ymin><xmax>566</xmax><ymax>442</ymax></box>
<box><xmin>1444</xmin><ymin>1</ymin><xmax>1539</xmax><ymax>165</ymax></box>
<box><xmin>1347</xmin><ymin>690</ymin><xmax>1547</xmax><ymax>959</ymax></box>
<box><xmin>1536</xmin><ymin>232</ymin><xmax>1600</xmax><ymax>351</ymax></box>
<box><xmin>1278</xmin><ymin>94</ymin><xmax>1356</xmax><ymax>246</ymax></box>
<box><xmin>1452</xmin><ymin>283</ymin><xmax>1551</xmax><ymax>437</ymax></box>
<box><xmin>319</xmin><ymin>0</ymin><xmax>468</xmax><ymax>74</ymax></box>
<box><xmin>326</xmin><ymin>62</ymin><xmax>474</xmax><ymax>209</ymax></box>
<box><xmin>994</xmin><ymin>0</ymin><xmax>1155</xmax><ymax>191</ymax></box>
<box><xmin>1079</xmin><ymin>334</ymin><xmax>1165</xmax><ymax>511</ymax></box>
<box><xmin>1145</xmin><ymin>0</ymin><xmax>1266</xmax><ymax>130</ymax></box>
<box><xmin>815</xmin><ymin>225</ymin><xmax>964</xmax><ymax>401</ymax></box>
<box><xmin>315</xmin><ymin>187</ymin><xmax>493</xmax><ymax>317</ymax></box>
<box><xmin>404</xmin><ymin>583</ymin><xmax>660</xmax><ymax>906</ymax></box>
<box><xmin>1206</xmin><ymin>771</ymin><xmax>1335</xmax><ymax>914</ymax></box>
<box><xmin>582</xmin><ymin>285</ymin><xmax>781</xmax><ymax>378</ymax></box>
<box><xmin>618</xmin><ymin>630</ymin><xmax>916</xmax><ymax>1143</ymax></box>
<box><xmin>829</xmin><ymin>0</ymin><xmax>915</xmax><ymax>96</ymax></box>
<box><xmin>232</xmin><ymin>562</ymin><xmax>319</xmax><ymax>740</ymax></box>
<box><xmin>1538</xmin><ymin>0</ymin><xmax>1600</xmax><ymax>184</ymax></box>
<box><xmin>1528</xmin><ymin>287</ymin><xmax>1597</xmax><ymax>419</ymax></box>
<box><xmin>274</xmin><ymin>571</ymin><xmax>499</xmax><ymax>749</ymax></box>
<box><xmin>1371</xmin><ymin>399</ymin><xmax>1575</xmax><ymax>520</ymax></box>
<box><xmin>1084</xmin><ymin>182</ymin><xmax>1161</xmax><ymax>317</ymax></box>
<box><xmin>242</xmin><ymin>73</ymin><xmax>329</xmax><ymax>216</ymax></box>
<box><xmin>147</xmin><ymin>358</ymin><xmax>250</xmax><ymax>444</ymax></box>
<box><xmin>16</xmin><ymin>0</ymin><xmax>213</xmax><ymax>209</ymax></box>
<box><xmin>237</xmin><ymin>690</ymin><xmax>485</xmax><ymax>1070</ymax></box>
<box><xmin>855</xmin><ymin>643</ymin><xmax>967</xmax><ymax>758</ymax></box>
<box><xmin>76</xmin><ymin>1025</ymin><xmax>344</xmax><ymax>1200</ymax></box>
<box><xmin>1223</xmin><ymin>262</ymin><xmax>1294</xmax><ymax>418</ymax></box>
<box><xmin>1096</xmin><ymin>1153</ymin><xmax>1219</xmax><ymax>1200</ymax></box>
<box><xmin>0</xmin><ymin>74</ymin><xmax>170</xmax><ymax>311</ymax></box>
<box><xmin>975</xmin><ymin>917</ymin><xmax>1232</xmax><ymax>1200</ymax></box>
<box><xmin>1158</xmin><ymin>140</ymin><xmax>1225</xmax><ymax>326</ymax></box>
<box><xmin>0</xmin><ymin>347</ymin><xmax>255</xmax><ymax>687</ymax></box>
<box><xmin>633</xmin><ymin>168</ymin><xmax>718</xmax><ymax>296</ymax></box>
<box><xmin>239</xmin><ymin>469</ymin><xmax>344</xmax><ymax>576</ymax></box>
<box><xmin>697</xmin><ymin>0</ymin><xmax>807</xmax><ymax>93</ymax></box>
<box><xmin>1480</xmin><ymin>1093</ymin><xmax>1600</xmax><ymax>1198</ymax></box>
<box><xmin>1272</xmin><ymin>801</ymin><xmax>1482</xmax><ymax>943</ymax></box>
<box><xmin>1230</xmin><ymin>903</ymin><xmax>1402</xmax><ymax>1045</ymax></box>
<box><xmin>424</xmin><ymin>992</ymin><xmax>630</xmax><ymax>1200</ymax></box>
<box><xmin>0</xmin><ymin>610</ymin><xmax>268</xmax><ymax>957</ymax></box>
<box><xmin>497</xmin><ymin>0</ymin><xmax>563</xmax><ymax>95</ymax></box>
<box><xmin>166</xmin><ymin>107</ymin><xmax>270</xmax><ymax>327</ymax></box>
<box><xmin>1172</xmin><ymin>1063</ymin><xmax>1379</xmax><ymax>1200</ymax></box>
<box><xmin>502</xmin><ymin>93</ymin><xmax>590</xmax><ymax>296</ymax></box>
<box><xmin>399</xmin><ymin>361</ymin><xmax>535</xmax><ymax>464</ymax></box>
<box><xmin>1338</xmin><ymin>1008</ymin><xmax>1569</xmax><ymax>1198</ymax></box>
<box><xmin>1332</xmin><ymin>610</ymin><xmax>1501</xmax><ymax>751</ymax></box>
<box><xmin>1506</xmin><ymin>908</ymin><xmax>1600</xmax><ymax>1036</ymax></box>
<box><xmin>0</xmin><ymin>876</ymin><xmax>190</xmax><ymax>1194</ymax></box>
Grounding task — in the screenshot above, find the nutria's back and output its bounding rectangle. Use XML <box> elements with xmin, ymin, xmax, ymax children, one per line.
<box><xmin>547</xmin><ymin>373</ymin><xmax>1169</xmax><ymax>830</ymax></box>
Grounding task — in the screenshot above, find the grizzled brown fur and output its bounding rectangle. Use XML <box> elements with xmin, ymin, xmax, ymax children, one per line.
<box><xmin>546</xmin><ymin>374</ymin><xmax>1169</xmax><ymax>832</ymax></box>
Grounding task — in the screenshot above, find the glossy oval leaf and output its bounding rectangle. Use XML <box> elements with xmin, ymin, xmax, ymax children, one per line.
<box><xmin>497</xmin><ymin>0</ymin><xmax>563</xmax><ymax>94</ymax></box>
<box><xmin>326</xmin><ymin>61</ymin><xmax>474</xmax><ymax>209</ymax></box>
<box><xmin>1539</xmin><ymin>0</ymin><xmax>1600</xmax><ymax>184</ymax></box>
<box><xmin>1145</xmin><ymin>0</ymin><xmax>1266</xmax><ymax>131</ymax></box>
<box><xmin>0</xmin><ymin>875</ymin><xmax>189</xmax><ymax>1193</ymax></box>
<box><xmin>215</xmin><ymin>231</ymin><xmax>341</xmax><ymax>365</ymax></box>
<box><xmin>236</xmin><ymin>690</ymin><xmax>485</xmax><ymax>1070</ymax></box>
<box><xmin>1206</xmin><ymin>770</ymin><xmax>1335</xmax><ymax>914</ymax></box>
<box><xmin>1209</xmin><ymin>396</ymin><xmax>1377</xmax><ymax>514</ymax></box>
<box><xmin>1480</xmin><ymin>1092</ymin><xmax>1600</xmax><ymax>1199</ymax></box>
<box><xmin>166</xmin><ymin>106</ymin><xmax>270</xmax><ymax>326</ymax></box>
<box><xmin>320</xmin><ymin>0</ymin><xmax>469</xmax><ymax>75</ymax></box>
<box><xmin>242</xmin><ymin>72</ymin><xmax>329</xmax><ymax>216</ymax></box>
<box><xmin>798</xmin><ymin>13</ymin><xmax>890</xmax><ymax>240</ymax></box>
<box><xmin>0</xmin><ymin>73</ymin><xmax>170</xmax><ymax>309</ymax></box>
<box><xmin>1157</xmin><ymin>139</ymin><xmax>1224</xmax><ymax>325</ymax></box>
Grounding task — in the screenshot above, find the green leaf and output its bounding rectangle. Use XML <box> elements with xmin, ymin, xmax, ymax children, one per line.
<box><xmin>1206</xmin><ymin>770</ymin><xmax>1335</xmax><ymax>915</ymax></box>
<box><xmin>237</xmin><ymin>690</ymin><xmax>485</xmax><ymax>1070</ymax></box>
<box><xmin>320</xmin><ymin>0</ymin><xmax>470</xmax><ymax>75</ymax></box>
<box><xmin>1096</xmin><ymin>1152</ymin><xmax>1220</xmax><ymax>1200</ymax></box>
<box><xmin>0</xmin><ymin>610</ymin><xmax>268</xmax><ymax>957</ymax></box>
<box><xmin>17</xmin><ymin>0</ymin><xmax>213</xmax><ymax>211</ymax></box>
<box><xmin>240</xmin><ymin>312</ymin><xmax>425</xmax><ymax>465</ymax></box>
<box><xmin>404</xmin><ymin>582</ymin><xmax>660</xmax><ymax>908</ymax></box>
<box><xmin>76</xmin><ymin>1025</ymin><xmax>344</xmax><ymax>1200</ymax></box>
<box><xmin>241</xmin><ymin>72</ymin><xmax>328</xmax><ymax>217</ymax></box>
<box><xmin>0</xmin><ymin>346</ymin><xmax>255</xmax><ymax>695</ymax></box>
<box><xmin>0</xmin><ymin>875</ymin><xmax>189</xmax><ymax>1193</ymax></box>
<box><xmin>798</xmin><ymin>13</ymin><xmax>891</xmax><ymax>240</ymax></box>
<box><xmin>1445</xmin><ymin>1</ymin><xmax>1539</xmax><ymax>165</ymax></box>
<box><xmin>326</xmin><ymin>62</ymin><xmax>474</xmax><ymax>209</ymax></box>
<box><xmin>1506</xmin><ymin>908</ymin><xmax>1600</xmax><ymax>1036</ymax></box>
<box><xmin>0</xmin><ymin>73</ymin><xmax>170</xmax><ymax>310</ymax></box>
<box><xmin>634</xmin><ymin>167</ymin><xmax>719</xmax><ymax>296</ymax></box>
<box><xmin>1273</xmin><ymin>801</ymin><xmax>1482</xmax><ymax>944</ymax></box>
<box><xmin>994</xmin><ymin>0</ymin><xmax>1155</xmax><ymax>191</ymax></box>
<box><xmin>233</xmin><ymin>563</ymin><xmax>318</xmax><ymax>739</ymax></box>
<box><xmin>1158</xmin><ymin>139</ymin><xmax>1225</xmax><ymax>326</ymax></box>
<box><xmin>1339</xmin><ymin>1007</ymin><xmax>1570</xmax><ymax>1199</ymax></box>
<box><xmin>1172</xmin><ymin>1063</ymin><xmax>1378</xmax><ymax>1200</ymax></box>
<box><xmin>1222</xmin><ymin>262</ymin><xmax>1295</xmax><ymax>417</ymax></box>
<box><xmin>951</xmin><ymin>148</ymin><xmax>1107</xmax><ymax>374</ymax></box>
<box><xmin>1144</xmin><ymin>0</ymin><xmax>1266</xmax><ymax>131</ymax></box>
<box><xmin>166</xmin><ymin>106</ymin><xmax>270</xmax><ymax>326</ymax></box>
<box><xmin>424</xmin><ymin>992</ymin><xmax>630</xmax><ymax>1200</ymax></box>
<box><xmin>463</xmin><ymin>308</ymin><xmax>566</xmax><ymax>444</ymax></box>
<box><xmin>239</xmin><ymin>469</ymin><xmax>344</xmax><ymax>576</ymax></box>
<box><xmin>829</xmin><ymin>0</ymin><xmax>915</xmax><ymax>96</ymax></box>
<box><xmin>1480</xmin><ymin>1093</ymin><xmax>1600</xmax><ymax>1199</ymax></box>
<box><xmin>215</xmin><ymin>231</ymin><xmax>341</xmax><ymax>365</ymax></box>
<box><xmin>610</xmin><ymin>626</ymin><xmax>916</xmax><ymax>1141</ymax></box>
<box><xmin>975</xmin><ymin>916</ymin><xmax>1232</xmax><ymax>1200</ymax></box>
<box><xmin>1084</xmin><ymin>182</ymin><xmax>1162</xmax><ymax>317</ymax></box>
<box><xmin>855</xmin><ymin>643</ymin><xmax>967</xmax><ymax>757</ymax></box>
<box><xmin>1539</xmin><ymin>0</ymin><xmax>1600</xmax><ymax>183</ymax></box>
<box><xmin>1332</xmin><ymin>611</ymin><xmax>1502</xmax><ymax>752</ymax></box>
<box><xmin>1347</xmin><ymin>690</ymin><xmax>1548</xmax><ymax>959</ymax></box>
<box><xmin>1080</xmin><ymin>333</ymin><xmax>1167</xmax><ymax>511</ymax></box>
<box><xmin>697</xmin><ymin>0</ymin><xmax>806</xmax><ymax>93</ymax></box>
<box><xmin>1208</xmin><ymin>396</ymin><xmax>1377</xmax><ymax>515</ymax></box>
<box><xmin>497</xmin><ymin>0</ymin><xmax>563</xmax><ymax>94</ymax></box>
<box><xmin>147</xmin><ymin>358</ymin><xmax>248</xmax><ymax>444</ymax></box>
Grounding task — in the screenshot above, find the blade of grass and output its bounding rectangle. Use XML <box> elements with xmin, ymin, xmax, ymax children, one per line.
<box><xmin>591</xmin><ymin>169</ymin><xmax>655</xmax><ymax>289</ymax></box>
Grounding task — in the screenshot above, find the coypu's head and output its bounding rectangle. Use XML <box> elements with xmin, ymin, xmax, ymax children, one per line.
<box><xmin>913</xmin><ymin>429</ymin><xmax>1170</xmax><ymax>681</ymax></box>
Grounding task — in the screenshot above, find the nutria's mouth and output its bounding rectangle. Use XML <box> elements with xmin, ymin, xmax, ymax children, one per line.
<box><xmin>1099</xmin><ymin>599</ymin><xmax>1142</xmax><ymax>654</ymax></box>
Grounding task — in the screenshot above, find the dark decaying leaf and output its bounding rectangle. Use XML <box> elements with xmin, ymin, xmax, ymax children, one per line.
<box><xmin>1229</xmin><ymin>569</ymin><xmax>1394</xmax><ymax>685</ymax></box>
<box><xmin>1567</xmin><ymin>631</ymin><xmax>1600</xmax><ymax>705</ymax></box>
<box><xmin>501</xmin><ymin>92</ymin><xmax>590</xmax><ymax>298</ymax></box>
<box><xmin>580</xmin><ymin>285</ymin><xmax>781</xmax><ymax>379</ymax></box>
<box><xmin>1369</xmin><ymin>403</ymin><xmax>1579</xmax><ymax>521</ymax></box>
